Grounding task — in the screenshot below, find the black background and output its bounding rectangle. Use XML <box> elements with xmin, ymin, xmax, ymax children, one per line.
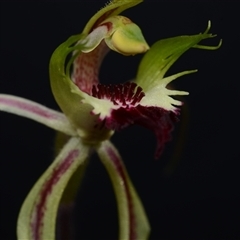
<box><xmin>1</xmin><ymin>1</ymin><xmax>240</xmax><ymax>239</ymax></box>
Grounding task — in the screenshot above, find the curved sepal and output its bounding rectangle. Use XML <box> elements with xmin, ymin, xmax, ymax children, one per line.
<box><xmin>17</xmin><ymin>137</ymin><xmax>90</xmax><ymax>240</ymax></box>
<box><xmin>49</xmin><ymin>34</ymin><xmax>87</xmax><ymax>122</ymax></box>
<box><xmin>0</xmin><ymin>94</ymin><xmax>76</xmax><ymax>136</ymax></box>
<box><xmin>136</xmin><ymin>21</ymin><xmax>222</xmax><ymax>92</ymax></box>
<box><xmin>97</xmin><ymin>140</ymin><xmax>150</xmax><ymax>240</ymax></box>
<box><xmin>49</xmin><ymin>35</ymin><xmax>111</xmax><ymax>143</ymax></box>
<box><xmin>83</xmin><ymin>0</ymin><xmax>143</xmax><ymax>34</ymax></box>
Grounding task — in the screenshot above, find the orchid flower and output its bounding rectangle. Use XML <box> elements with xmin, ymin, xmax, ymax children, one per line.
<box><xmin>0</xmin><ymin>0</ymin><xmax>221</xmax><ymax>239</ymax></box>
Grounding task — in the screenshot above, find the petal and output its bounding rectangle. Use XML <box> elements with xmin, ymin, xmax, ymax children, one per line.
<box><xmin>105</xmin><ymin>104</ymin><xmax>178</xmax><ymax>158</ymax></box>
<box><xmin>139</xmin><ymin>70</ymin><xmax>195</xmax><ymax>112</ymax></box>
<box><xmin>135</xmin><ymin>21</ymin><xmax>221</xmax><ymax>113</ymax></box>
<box><xmin>136</xmin><ymin>21</ymin><xmax>222</xmax><ymax>92</ymax></box>
<box><xmin>79</xmin><ymin>82</ymin><xmax>144</xmax><ymax>122</ymax></box>
<box><xmin>78</xmin><ymin>82</ymin><xmax>175</xmax><ymax>158</ymax></box>
<box><xmin>17</xmin><ymin>137</ymin><xmax>90</xmax><ymax>240</ymax></box>
<box><xmin>50</xmin><ymin>35</ymin><xmax>113</xmax><ymax>143</ymax></box>
<box><xmin>0</xmin><ymin>94</ymin><xmax>76</xmax><ymax>136</ymax></box>
<box><xmin>96</xmin><ymin>140</ymin><xmax>150</xmax><ymax>240</ymax></box>
<box><xmin>72</xmin><ymin>40</ymin><xmax>109</xmax><ymax>94</ymax></box>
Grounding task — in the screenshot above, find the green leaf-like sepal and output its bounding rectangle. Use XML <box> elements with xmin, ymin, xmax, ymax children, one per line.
<box><xmin>97</xmin><ymin>140</ymin><xmax>150</xmax><ymax>240</ymax></box>
<box><xmin>83</xmin><ymin>0</ymin><xmax>143</xmax><ymax>34</ymax></box>
<box><xmin>17</xmin><ymin>137</ymin><xmax>90</xmax><ymax>240</ymax></box>
<box><xmin>49</xmin><ymin>34</ymin><xmax>89</xmax><ymax>131</ymax></box>
<box><xmin>136</xmin><ymin>21</ymin><xmax>222</xmax><ymax>92</ymax></box>
<box><xmin>49</xmin><ymin>34</ymin><xmax>114</xmax><ymax>144</ymax></box>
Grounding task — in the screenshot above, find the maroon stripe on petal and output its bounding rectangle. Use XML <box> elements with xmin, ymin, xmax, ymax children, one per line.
<box><xmin>72</xmin><ymin>41</ymin><xmax>109</xmax><ymax>94</ymax></box>
<box><xmin>107</xmin><ymin>147</ymin><xmax>136</xmax><ymax>240</ymax></box>
<box><xmin>0</xmin><ymin>97</ymin><xmax>60</xmax><ymax>119</ymax></box>
<box><xmin>30</xmin><ymin>149</ymin><xmax>79</xmax><ymax>240</ymax></box>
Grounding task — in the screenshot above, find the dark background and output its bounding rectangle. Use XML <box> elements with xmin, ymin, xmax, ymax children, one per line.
<box><xmin>1</xmin><ymin>1</ymin><xmax>239</xmax><ymax>239</ymax></box>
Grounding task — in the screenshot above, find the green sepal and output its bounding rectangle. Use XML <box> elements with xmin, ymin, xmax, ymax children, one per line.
<box><xmin>49</xmin><ymin>35</ymin><xmax>108</xmax><ymax>142</ymax></box>
<box><xmin>83</xmin><ymin>0</ymin><xmax>143</xmax><ymax>34</ymax></box>
<box><xmin>49</xmin><ymin>34</ymin><xmax>86</xmax><ymax>126</ymax></box>
<box><xmin>17</xmin><ymin>137</ymin><xmax>90</xmax><ymax>240</ymax></box>
<box><xmin>136</xmin><ymin>21</ymin><xmax>222</xmax><ymax>91</ymax></box>
<box><xmin>97</xmin><ymin>140</ymin><xmax>150</xmax><ymax>240</ymax></box>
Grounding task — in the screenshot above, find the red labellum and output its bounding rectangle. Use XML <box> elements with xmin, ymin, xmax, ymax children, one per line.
<box><xmin>91</xmin><ymin>82</ymin><xmax>179</xmax><ymax>158</ymax></box>
<box><xmin>92</xmin><ymin>82</ymin><xmax>145</xmax><ymax>107</ymax></box>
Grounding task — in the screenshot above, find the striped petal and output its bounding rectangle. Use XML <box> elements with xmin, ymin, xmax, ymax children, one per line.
<box><xmin>0</xmin><ymin>94</ymin><xmax>76</xmax><ymax>136</ymax></box>
<box><xmin>17</xmin><ymin>137</ymin><xmax>90</xmax><ymax>240</ymax></box>
<box><xmin>97</xmin><ymin>140</ymin><xmax>150</xmax><ymax>240</ymax></box>
<box><xmin>136</xmin><ymin>21</ymin><xmax>222</xmax><ymax>112</ymax></box>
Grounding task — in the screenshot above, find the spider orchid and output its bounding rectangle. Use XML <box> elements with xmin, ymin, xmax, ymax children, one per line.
<box><xmin>0</xmin><ymin>0</ymin><xmax>221</xmax><ymax>239</ymax></box>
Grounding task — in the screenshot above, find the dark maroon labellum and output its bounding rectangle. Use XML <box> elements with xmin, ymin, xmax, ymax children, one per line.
<box><xmin>92</xmin><ymin>82</ymin><xmax>145</xmax><ymax>107</ymax></box>
<box><xmin>91</xmin><ymin>82</ymin><xmax>179</xmax><ymax>159</ymax></box>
